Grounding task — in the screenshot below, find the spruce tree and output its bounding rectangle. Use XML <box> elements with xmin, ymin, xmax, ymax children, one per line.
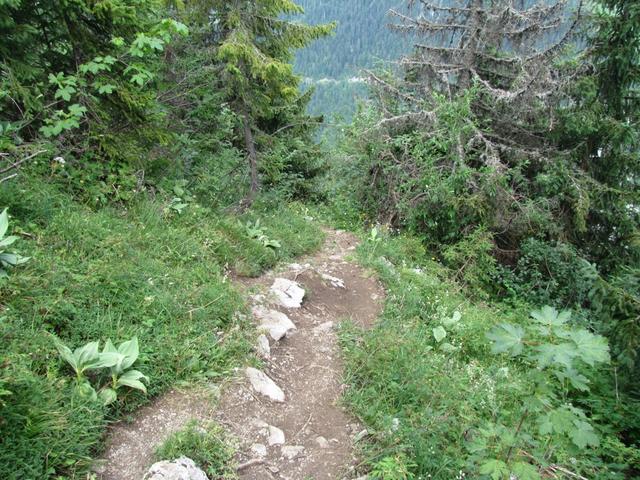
<box><xmin>190</xmin><ymin>0</ymin><xmax>334</xmax><ymax>204</ymax></box>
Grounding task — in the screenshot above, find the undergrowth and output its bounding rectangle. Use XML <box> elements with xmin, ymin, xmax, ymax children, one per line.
<box><xmin>340</xmin><ymin>231</ymin><xmax>640</xmax><ymax>480</ymax></box>
<box><xmin>155</xmin><ymin>420</ymin><xmax>238</xmax><ymax>479</ymax></box>
<box><xmin>0</xmin><ymin>177</ymin><xmax>323</xmax><ymax>479</ymax></box>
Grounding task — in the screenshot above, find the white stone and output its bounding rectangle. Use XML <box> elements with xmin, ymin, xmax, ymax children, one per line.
<box><xmin>143</xmin><ymin>457</ymin><xmax>208</xmax><ymax>480</ymax></box>
<box><xmin>321</xmin><ymin>273</ymin><xmax>346</xmax><ymax>289</ymax></box>
<box><xmin>256</xmin><ymin>334</ymin><xmax>271</xmax><ymax>358</ymax></box>
<box><xmin>270</xmin><ymin>278</ymin><xmax>305</xmax><ymax>308</ymax></box>
<box><xmin>353</xmin><ymin>429</ymin><xmax>369</xmax><ymax>442</ymax></box>
<box><xmin>253</xmin><ymin>306</ymin><xmax>296</xmax><ymax>341</ymax></box>
<box><xmin>250</xmin><ymin>443</ymin><xmax>267</xmax><ymax>458</ymax></box>
<box><xmin>281</xmin><ymin>445</ymin><xmax>305</xmax><ymax>460</ymax></box>
<box><xmin>268</xmin><ymin>425</ymin><xmax>285</xmax><ymax>446</ymax></box>
<box><xmin>391</xmin><ymin>417</ymin><xmax>400</xmax><ymax>431</ymax></box>
<box><xmin>315</xmin><ymin>436</ymin><xmax>329</xmax><ymax>449</ymax></box>
<box><xmin>245</xmin><ymin>367</ymin><xmax>285</xmax><ymax>402</ymax></box>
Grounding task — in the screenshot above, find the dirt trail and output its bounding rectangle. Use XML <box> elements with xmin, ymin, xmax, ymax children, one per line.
<box><xmin>96</xmin><ymin>229</ymin><xmax>383</xmax><ymax>480</ymax></box>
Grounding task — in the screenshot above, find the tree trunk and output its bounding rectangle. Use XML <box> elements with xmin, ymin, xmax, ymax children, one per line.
<box><xmin>242</xmin><ymin>112</ymin><xmax>260</xmax><ymax>206</ymax></box>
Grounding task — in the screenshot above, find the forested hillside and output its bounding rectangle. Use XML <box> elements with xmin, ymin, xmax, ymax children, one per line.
<box><xmin>295</xmin><ymin>0</ymin><xmax>413</xmax><ymax>119</ymax></box>
<box><xmin>1</xmin><ymin>1</ymin><xmax>639</xmax><ymax>479</ymax></box>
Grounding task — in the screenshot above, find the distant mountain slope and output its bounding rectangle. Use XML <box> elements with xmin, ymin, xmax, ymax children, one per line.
<box><xmin>295</xmin><ymin>0</ymin><xmax>411</xmax><ymax>79</ymax></box>
<box><xmin>294</xmin><ymin>0</ymin><xmax>413</xmax><ymax>119</ymax></box>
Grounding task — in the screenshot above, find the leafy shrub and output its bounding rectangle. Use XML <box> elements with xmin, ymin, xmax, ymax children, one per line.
<box><xmin>244</xmin><ymin>219</ymin><xmax>281</xmax><ymax>249</ymax></box>
<box><xmin>498</xmin><ymin>239</ymin><xmax>598</xmax><ymax>309</ymax></box>
<box><xmin>442</xmin><ymin>228</ymin><xmax>498</xmax><ymax>294</ymax></box>
<box><xmin>56</xmin><ymin>336</ymin><xmax>149</xmax><ymax>406</ymax></box>
<box><xmin>342</xmin><ymin>233</ymin><xmax>637</xmax><ymax>480</ymax></box>
<box><xmin>155</xmin><ymin>421</ymin><xmax>237</xmax><ymax>479</ymax></box>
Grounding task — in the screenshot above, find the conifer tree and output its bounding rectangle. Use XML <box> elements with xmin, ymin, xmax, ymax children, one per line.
<box><xmin>190</xmin><ymin>0</ymin><xmax>334</xmax><ymax>204</ymax></box>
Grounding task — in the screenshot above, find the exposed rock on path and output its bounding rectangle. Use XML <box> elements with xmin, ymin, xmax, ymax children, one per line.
<box><xmin>216</xmin><ymin>230</ymin><xmax>384</xmax><ymax>480</ymax></box>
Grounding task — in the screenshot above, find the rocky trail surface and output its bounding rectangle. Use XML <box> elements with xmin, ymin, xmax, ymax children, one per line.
<box><xmin>96</xmin><ymin>229</ymin><xmax>383</xmax><ymax>480</ymax></box>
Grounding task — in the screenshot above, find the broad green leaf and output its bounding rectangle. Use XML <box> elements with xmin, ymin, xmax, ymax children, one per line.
<box><xmin>534</xmin><ymin>343</ymin><xmax>577</xmax><ymax>370</ymax></box>
<box><xmin>440</xmin><ymin>342</ymin><xmax>457</xmax><ymax>352</ymax></box>
<box><xmin>539</xmin><ymin>407</ymin><xmax>575</xmax><ymax>435</ymax></box>
<box><xmin>570</xmin><ymin>329</ymin><xmax>610</xmax><ymax>366</ymax></box>
<box><xmin>116</xmin><ymin>369</ymin><xmax>148</xmax><ymax>393</ymax></box>
<box><xmin>0</xmin><ymin>235</ymin><xmax>18</xmax><ymax>247</ymax></box>
<box><xmin>76</xmin><ymin>341</ymin><xmax>100</xmax><ymax>367</ymax></box>
<box><xmin>14</xmin><ymin>254</ymin><xmax>29</xmax><ymax>265</ymax></box>
<box><xmin>511</xmin><ymin>462</ymin><xmax>541</xmax><ymax>480</ymax></box>
<box><xmin>570</xmin><ymin>420</ymin><xmax>599</xmax><ymax>449</ymax></box>
<box><xmin>479</xmin><ymin>459</ymin><xmax>509</xmax><ymax>480</ymax></box>
<box><xmin>68</xmin><ymin>104</ymin><xmax>87</xmax><ymax>116</ymax></box>
<box><xmin>433</xmin><ymin>326</ymin><xmax>447</xmax><ymax>343</ymax></box>
<box><xmin>56</xmin><ymin>342</ymin><xmax>78</xmax><ymax>373</ymax></box>
<box><xmin>442</xmin><ymin>311</ymin><xmax>461</xmax><ymax>326</ymax></box>
<box><xmin>102</xmin><ymin>339</ymin><xmax>118</xmax><ymax>354</ymax></box>
<box><xmin>0</xmin><ymin>209</ymin><xmax>8</xmax><ymax>238</ymax></box>
<box><xmin>118</xmin><ymin>337</ymin><xmax>139</xmax><ymax>370</ymax></box>
<box><xmin>530</xmin><ymin>306</ymin><xmax>570</xmax><ymax>326</ymax></box>
<box><xmin>96</xmin><ymin>352</ymin><xmax>121</xmax><ymax>369</ymax></box>
<box><xmin>557</xmin><ymin>367</ymin><xmax>590</xmax><ymax>391</ymax></box>
<box><xmin>54</xmin><ymin>85</ymin><xmax>75</xmax><ymax>101</ymax></box>
<box><xmin>486</xmin><ymin>323</ymin><xmax>525</xmax><ymax>356</ymax></box>
<box><xmin>75</xmin><ymin>381</ymin><xmax>97</xmax><ymax>401</ymax></box>
<box><xmin>98</xmin><ymin>388</ymin><xmax>117</xmax><ymax>406</ymax></box>
<box><xmin>0</xmin><ymin>252</ymin><xmax>20</xmax><ymax>266</ymax></box>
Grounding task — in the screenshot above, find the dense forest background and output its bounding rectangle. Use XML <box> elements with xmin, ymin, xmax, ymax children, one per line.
<box><xmin>294</xmin><ymin>0</ymin><xmax>413</xmax><ymax>119</ymax></box>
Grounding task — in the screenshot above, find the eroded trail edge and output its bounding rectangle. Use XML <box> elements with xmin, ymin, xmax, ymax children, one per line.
<box><xmin>97</xmin><ymin>230</ymin><xmax>383</xmax><ymax>480</ymax></box>
<box><xmin>216</xmin><ymin>229</ymin><xmax>383</xmax><ymax>480</ymax></box>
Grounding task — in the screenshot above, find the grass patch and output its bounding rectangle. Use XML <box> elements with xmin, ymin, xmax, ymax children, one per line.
<box><xmin>340</xmin><ymin>233</ymin><xmax>639</xmax><ymax>480</ymax></box>
<box><xmin>154</xmin><ymin>420</ymin><xmax>237</xmax><ymax>479</ymax></box>
<box><xmin>0</xmin><ymin>177</ymin><xmax>323</xmax><ymax>479</ymax></box>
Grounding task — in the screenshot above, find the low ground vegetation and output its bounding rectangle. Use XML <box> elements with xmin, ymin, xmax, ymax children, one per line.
<box><xmin>0</xmin><ymin>175</ymin><xmax>321</xmax><ymax>479</ymax></box>
<box><xmin>339</xmin><ymin>231</ymin><xmax>640</xmax><ymax>479</ymax></box>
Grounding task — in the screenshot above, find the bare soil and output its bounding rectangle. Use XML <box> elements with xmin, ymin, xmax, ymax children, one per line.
<box><xmin>96</xmin><ymin>229</ymin><xmax>383</xmax><ymax>480</ymax></box>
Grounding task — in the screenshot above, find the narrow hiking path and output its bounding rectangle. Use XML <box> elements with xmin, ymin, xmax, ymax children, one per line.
<box><xmin>96</xmin><ymin>229</ymin><xmax>384</xmax><ymax>480</ymax></box>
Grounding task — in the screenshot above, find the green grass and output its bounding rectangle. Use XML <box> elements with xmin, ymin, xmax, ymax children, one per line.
<box><xmin>0</xmin><ymin>177</ymin><xmax>323</xmax><ymax>479</ymax></box>
<box><xmin>154</xmin><ymin>420</ymin><xmax>237</xmax><ymax>479</ymax></box>
<box><xmin>340</xmin><ymin>233</ymin><xmax>638</xmax><ymax>480</ymax></box>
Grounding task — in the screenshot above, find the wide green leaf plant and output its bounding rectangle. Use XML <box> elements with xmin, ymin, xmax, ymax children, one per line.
<box><xmin>56</xmin><ymin>336</ymin><xmax>148</xmax><ymax>406</ymax></box>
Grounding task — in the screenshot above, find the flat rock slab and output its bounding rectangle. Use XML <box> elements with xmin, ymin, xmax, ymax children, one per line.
<box><xmin>252</xmin><ymin>306</ymin><xmax>296</xmax><ymax>341</ymax></box>
<box><xmin>268</xmin><ymin>425</ymin><xmax>285</xmax><ymax>446</ymax></box>
<box><xmin>270</xmin><ymin>278</ymin><xmax>305</xmax><ymax>308</ymax></box>
<box><xmin>245</xmin><ymin>367</ymin><xmax>285</xmax><ymax>402</ymax></box>
<box><xmin>143</xmin><ymin>457</ymin><xmax>208</xmax><ymax>480</ymax></box>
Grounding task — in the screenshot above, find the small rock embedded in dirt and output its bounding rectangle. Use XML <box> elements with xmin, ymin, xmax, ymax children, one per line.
<box><xmin>313</xmin><ymin>321</ymin><xmax>334</xmax><ymax>334</ymax></box>
<box><xmin>321</xmin><ymin>273</ymin><xmax>346</xmax><ymax>289</ymax></box>
<box><xmin>268</xmin><ymin>425</ymin><xmax>285</xmax><ymax>446</ymax></box>
<box><xmin>353</xmin><ymin>429</ymin><xmax>369</xmax><ymax>443</ymax></box>
<box><xmin>256</xmin><ymin>334</ymin><xmax>271</xmax><ymax>358</ymax></box>
<box><xmin>250</xmin><ymin>443</ymin><xmax>267</xmax><ymax>458</ymax></box>
<box><xmin>143</xmin><ymin>457</ymin><xmax>208</xmax><ymax>480</ymax></box>
<box><xmin>281</xmin><ymin>445</ymin><xmax>305</xmax><ymax>460</ymax></box>
<box><xmin>253</xmin><ymin>306</ymin><xmax>297</xmax><ymax>341</ymax></box>
<box><xmin>245</xmin><ymin>367</ymin><xmax>285</xmax><ymax>402</ymax></box>
<box><xmin>315</xmin><ymin>436</ymin><xmax>329</xmax><ymax>449</ymax></box>
<box><xmin>270</xmin><ymin>278</ymin><xmax>305</xmax><ymax>308</ymax></box>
